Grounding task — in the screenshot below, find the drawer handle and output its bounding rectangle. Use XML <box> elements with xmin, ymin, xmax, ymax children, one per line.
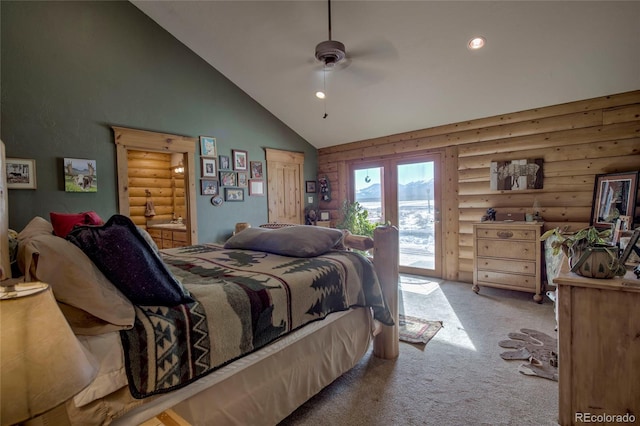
<box><xmin>497</xmin><ymin>231</ymin><xmax>513</xmax><ymax>239</ymax></box>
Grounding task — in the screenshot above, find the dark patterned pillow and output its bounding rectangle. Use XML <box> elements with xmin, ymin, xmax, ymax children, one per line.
<box><xmin>66</xmin><ymin>215</ymin><xmax>193</xmax><ymax>306</ymax></box>
<box><xmin>224</xmin><ymin>225</ymin><xmax>344</xmax><ymax>257</ymax></box>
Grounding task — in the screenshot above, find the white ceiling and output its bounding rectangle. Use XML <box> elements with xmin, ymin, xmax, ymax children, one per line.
<box><xmin>132</xmin><ymin>1</ymin><xmax>640</xmax><ymax>149</ymax></box>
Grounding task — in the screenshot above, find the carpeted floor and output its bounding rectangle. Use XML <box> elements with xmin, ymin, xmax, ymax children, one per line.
<box><xmin>279</xmin><ymin>277</ymin><xmax>558</xmax><ymax>425</ymax></box>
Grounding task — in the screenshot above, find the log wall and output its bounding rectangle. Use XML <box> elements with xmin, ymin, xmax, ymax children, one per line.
<box><xmin>127</xmin><ymin>150</ymin><xmax>186</xmax><ymax>228</ymax></box>
<box><xmin>317</xmin><ymin>90</ymin><xmax>640</xmax><ymax>283</ymax></box>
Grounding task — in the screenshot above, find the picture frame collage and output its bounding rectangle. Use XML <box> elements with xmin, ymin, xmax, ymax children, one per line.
<box><xmin>200</xmin><ymin>136</ymin><xmax>265</xmax><ymax>204</ymax></box>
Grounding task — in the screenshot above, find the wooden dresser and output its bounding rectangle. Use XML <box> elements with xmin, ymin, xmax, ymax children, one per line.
<box><xmin>147</xmin><ymin>227</ymin><xmax>189</xmax><ymax>249</ymax></box>
<box><xmin>473</xmin><ymin>221</ymin><xmax>544</xmax><ymax>302</ymax></box>
<box><xmin>555</xmin><ymin>264</ymin><xmax>640</xmax><ymax>425</ymax></box>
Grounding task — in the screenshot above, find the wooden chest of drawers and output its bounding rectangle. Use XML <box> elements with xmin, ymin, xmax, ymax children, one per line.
<box><xmin>473</xmin><ymin>221</ymin><xmax>544</xmax><ymax>302</ymax></box>
<box><xmin>147</xmin><ymin>228</ymin><xmax>189</xmax><ymax>249</ymax></box>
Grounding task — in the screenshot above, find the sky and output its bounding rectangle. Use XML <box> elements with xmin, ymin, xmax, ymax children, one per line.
<box><xmin>354</xmin><ymin>161</ymin><xmax>434</xmax><ymax>192</ymax></box>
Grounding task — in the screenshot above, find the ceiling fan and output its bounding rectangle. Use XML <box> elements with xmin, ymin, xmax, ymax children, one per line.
<box><xmin>314</xmin><ymin>0</ymin><xmax>346</xmax><ymax>68</ymax></box>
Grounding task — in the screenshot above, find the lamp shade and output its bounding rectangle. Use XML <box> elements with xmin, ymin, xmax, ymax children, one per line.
<box><xmin>1</xmin><ymin>283</ymin><xmax>97</xmax><ymax>425</ymax></box>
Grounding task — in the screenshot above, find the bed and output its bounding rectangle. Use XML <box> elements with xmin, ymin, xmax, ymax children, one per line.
<box><xmin>1</xmin><ymin>144</ymin><xmax>399</xmax><ymax>426</ymax></box>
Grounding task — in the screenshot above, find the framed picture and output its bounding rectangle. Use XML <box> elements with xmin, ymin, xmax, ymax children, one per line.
<box><xmin>219</xmin><ymin>155</ymin><xmax>230</xmax><ymax>170</ymax></box>
<box><xmin>200</xmin><ymin>179</ymin><xmax>218</xmax><ymax>196</ymax></box>
<box><xmin>6</xmin><ymin>158</ymin><xmax>37</xmax><ymax>189</ymax></box>
<box><xmin>219</xmin><ymin>170</ymin><xmax>237</xmax><ymax>187</ymax></box>
<box><xmin>225</xmin><ymin>187</ymin><xmax>244</xmax><ymax>202</ymax></box>
<box><xmin>249</xmin><ymin>179</ymin><xmax>264</xmax><ymax>196</ymax></box>
<box><xmin>237</xmin><ymin>172</ymin><xmax>248</xmax><ymax>187</ymax></box>
<box><xmin>319</xmin><ymin>211</ymin><xmax>330</xmax><ymax>221</ymax></box>
<box><xmin>590</xmin><ymin>171</ymin><xmax>639</xmax><ymax>229</ymax></box>
<box><xmin>64</xmin><ymin>158</ymin><xmax>96</xmax><ymax>192</ymax></box>
<box><xmin>201</xmin><ymin>157</ymin><xmax>217</xmax><ymax>178</ymax></box>
<box><xmin>232</xmin><ymin>149</ymin><xmax>248</xmax><ymax>171</ymax></box>
<box><xmin>250</xmin><ymin>161</ymin><xmax>263</xmax><ymax>178</ymax></box>
<box><xmin>619</xmin><ymin>229</ymin><xmax>640</xmax><ymax>265</ymax></box>
<box><xmin>490</xmin><ymin>158</ymin><xmax>543</xmax><ymax>191</ymax></box>
<box><xmin>306</xmin><ymin>180</ymin><xmax>317</xmax><ymax>193</ymax></box>
<box><xmin>200</xmin><ymin>136</ymin><xmax>217</xmax><ymax>157</ymax></box>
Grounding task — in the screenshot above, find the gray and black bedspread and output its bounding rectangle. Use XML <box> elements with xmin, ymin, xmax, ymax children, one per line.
<box><xmin>120</xmin><ymin>244</ymin><xmax>393</xmax><ymax>398</ymax></box>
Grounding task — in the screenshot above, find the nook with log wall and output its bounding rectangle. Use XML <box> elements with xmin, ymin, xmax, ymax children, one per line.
<box><xmin>317</xmin><ymin>90</ymin><xmax>640</xmax><ymax>283</ymax></box>
<box><xmin>126</xmin><ymin>150</ymin><xmax>186</xmax><ymax>228</ymax></box>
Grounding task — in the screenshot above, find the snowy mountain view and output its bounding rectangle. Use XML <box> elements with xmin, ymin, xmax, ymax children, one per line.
<box><xmin>356</xmin><ymin>179</ymin><xmax>436</xmax><ymax>269</ymax></box>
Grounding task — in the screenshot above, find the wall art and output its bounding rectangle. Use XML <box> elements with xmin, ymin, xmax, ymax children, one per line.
<box><xmin>219</xmin><ymin>155</ymin><xmax>230</xmax><ymax>170</ymax></box>
<box><xmin>250</xmin><ymin>161</ymin><xmax>263</xmax><ymax>178</ymax></box>
<box><xmin>219</xmin><ymin>171</ymin><xmax>237</xmax><ymax>187</ymax></box>
<box><xmin>200</xmin><ymin>136</ymin><xmax>217</xmax><ymax>157</ymax></box>
<box><xmin>201</xmin><ymin>179</ymin><xmax>218</xmax><ymax>196</ymax></box>
<box><xmin>201</xmin><ymin>157</ymin><xmax>217</xmax><ymax>178</ymax></box>
<box><xmin>225</xmin><ymin>187</ymin><xmax>244</xmax><ymax>202</ymax></box>
<box><xmin>249</xmin><ymin>179</ymin><xmax>264</xmax><ymax>196</ymax></box>
<box><xmin>64</xmin><ymin>158</ymin><xmax>96</xmax><ymax>192</ymax></box>
<box><xmin>590</xmin><ymin>171</ymin><xmax>638</xmax><ymax>229</ymax></box>
<box><xmin>6</xmin><ymin>158</ymin><xmax>36</xmax><ymax>189</ymax></box>
<box><xmin>490</xmin><ymin>158</ymin><xmax>543</xmax><ymax>191</ymax></box>
<box><xmin>237</xmin><ymin>172</ymin><xmax>248</xmax><ymax>187</ymax></box>
<box><xmin>232</xmin><ymin>149</ymin><xmax>248</xmax><ymax>171</ymax></box>
<box><xmin>306</xmin><ymin>180</ymin><xmax>317</xmax><ymax>193</ymax></box>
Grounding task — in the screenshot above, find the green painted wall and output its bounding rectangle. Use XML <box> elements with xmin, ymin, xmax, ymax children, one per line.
<box><xmin>1</xmin><ymin>0</ymin><xmax>318</xmax><ymax>242</ymax></box>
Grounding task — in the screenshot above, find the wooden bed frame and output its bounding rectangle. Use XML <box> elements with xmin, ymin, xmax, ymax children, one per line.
<box><xmin>1</xmin><ymin>141</ymin><xmax>400</xmax><ymax>425</ymax></box>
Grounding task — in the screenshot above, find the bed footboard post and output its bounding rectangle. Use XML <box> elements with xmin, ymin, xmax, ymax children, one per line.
<box><xmin>372</xmin><ymin>225</ymin><xmax>399</xmax><ymax>360</ymax></box>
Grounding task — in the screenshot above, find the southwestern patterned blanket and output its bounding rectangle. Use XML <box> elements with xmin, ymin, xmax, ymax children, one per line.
<box><xmin>120</xmin><ymin>244</ymin><xmax>393</xmax><ymax>398</ymax></box>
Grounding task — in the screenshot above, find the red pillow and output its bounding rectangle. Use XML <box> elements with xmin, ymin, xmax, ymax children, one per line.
<box><xmin>50</xmin><ymin>211</ymin><xmax>104</xmax><ymax>238</ymax></box>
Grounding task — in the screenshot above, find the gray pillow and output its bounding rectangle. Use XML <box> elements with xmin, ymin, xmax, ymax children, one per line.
<box><xmin>224</xmin><ymin>225</ymin><xmax>344</xmax><ymax>257</ymax></box>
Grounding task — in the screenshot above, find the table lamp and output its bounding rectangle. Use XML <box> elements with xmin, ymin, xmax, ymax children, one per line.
<box><xmin>1</xmin><ymin>282</ymin><xmax>97</xmax><ymax>425</ymax></box>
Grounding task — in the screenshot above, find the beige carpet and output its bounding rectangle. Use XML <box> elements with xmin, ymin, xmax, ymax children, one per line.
<box><xmin>279</xmin><ymin>277</ymin><xmax>558</xmax><ymax>425</ymax></box>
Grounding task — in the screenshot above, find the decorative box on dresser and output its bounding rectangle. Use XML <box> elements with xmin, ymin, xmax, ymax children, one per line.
<box><xmin>555</xmin><ymin>263</ymin><xmax>640</xmax><ymax>425</ymax></box>
<box><xmin>473</xmin><ymin>221</ymin><xmax>544</xmax><ymax>302</ymax></box>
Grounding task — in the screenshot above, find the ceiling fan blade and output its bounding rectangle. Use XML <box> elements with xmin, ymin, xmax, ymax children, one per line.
<box><xmin>348</xmin><ymin>38</ymin><xmax>398</xmax><ymax>63</ymax></box>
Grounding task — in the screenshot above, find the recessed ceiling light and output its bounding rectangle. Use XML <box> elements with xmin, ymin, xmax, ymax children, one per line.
<box><xmin>468</xmin><ymin>37</ymin><xmax>486</xmax><ymax>50</ymax></box>
<box><xmin>316</xmin><ymin>91</ymin><xmax>326</xmax><ymax>99</ymax></box>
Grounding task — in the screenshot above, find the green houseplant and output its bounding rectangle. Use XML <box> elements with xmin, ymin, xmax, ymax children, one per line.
<box><xmin>335</xmin><ymin>200</ymin><xmax>378</xmax><ymax>238</ymax></box>
<box><xmin>541</xmin><ymin>226</ymin><xmax>626</xmax><ymax>278</ymax></box>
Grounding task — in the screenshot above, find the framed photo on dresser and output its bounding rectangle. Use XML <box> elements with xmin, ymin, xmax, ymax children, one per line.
<box><xmin>590</xmin><ymin>171</ymin><xmax>638</xmax><ymax>229</ymax></box>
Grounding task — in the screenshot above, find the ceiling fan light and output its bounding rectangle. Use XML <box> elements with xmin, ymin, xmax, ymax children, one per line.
<box><xmin>316</xmin><ymin>91</ymin><xmax>326</xmax><ymax>99</ymax></box>
<box><xmin>468</xmin><ymin>37</ymin><xmax>486</xmax><ymax>50</ymax></box>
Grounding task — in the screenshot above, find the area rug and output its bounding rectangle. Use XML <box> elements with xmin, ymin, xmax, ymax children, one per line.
<box><xmin>398</xmin><ymin>314</ymin><xmax>443</xmax><ymax>345</ymax></box>
<box><xmin>499</xmin><ymin>328</ymin><xmax>558</xmax><ymax>381</ymax></box>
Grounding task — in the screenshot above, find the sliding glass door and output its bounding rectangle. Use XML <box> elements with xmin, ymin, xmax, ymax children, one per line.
<box><xmin>350</xmin><ymin>154</ymin><xmax>441</xmax><ymax>277</ymax></box>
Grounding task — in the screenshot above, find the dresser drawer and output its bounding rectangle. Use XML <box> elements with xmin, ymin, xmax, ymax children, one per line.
<box><xmin>147</xmin><ymin>229</ymin><xmax>162</xmax><ymax>239</ymax></box>
<box><xmin>476</xmin><ymin>258</ymin><xmax>536</xmax><ymax>275</ymax></box>
<box><xmin>476</xmin><ymin>227</ymin><xmax>537</xmax><ymax>240</ymax></box>
<box><xmin>476</xmin><ymin>271</ymin><xmax>537</xmax><ymax>290</ymax></box>
<box><xmin>172</xmin><ymin>231</ymin><xmax>188</xmax><ymax>242</ymax></box>
<box><xmin>476</xmin><ymin>240</ymin><xmax>536</xmax><ymax>261</ymax></box>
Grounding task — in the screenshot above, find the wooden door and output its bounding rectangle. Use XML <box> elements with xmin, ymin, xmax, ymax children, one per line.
<box><xmin>265</xmin><ymin>148</ymin><xmax>304</xmax><ymax>224</ymax></box>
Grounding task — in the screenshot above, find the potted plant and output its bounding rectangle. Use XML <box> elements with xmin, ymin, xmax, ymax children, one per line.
<box><xmin>335</xmin><ymin>200</ymin><xmax>378</xmax><ymax>238</ymax></box>
<box><xmin>541</xmin><ymin>226</ymin><xmax>626</xmax><ymax>278</ymax></box>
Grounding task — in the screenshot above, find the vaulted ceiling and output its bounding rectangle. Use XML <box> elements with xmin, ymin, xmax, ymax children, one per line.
<box><xmin>132</xmin><ymin>1</ymin><xmax>640</xmax><ymax>149</ymax></box>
